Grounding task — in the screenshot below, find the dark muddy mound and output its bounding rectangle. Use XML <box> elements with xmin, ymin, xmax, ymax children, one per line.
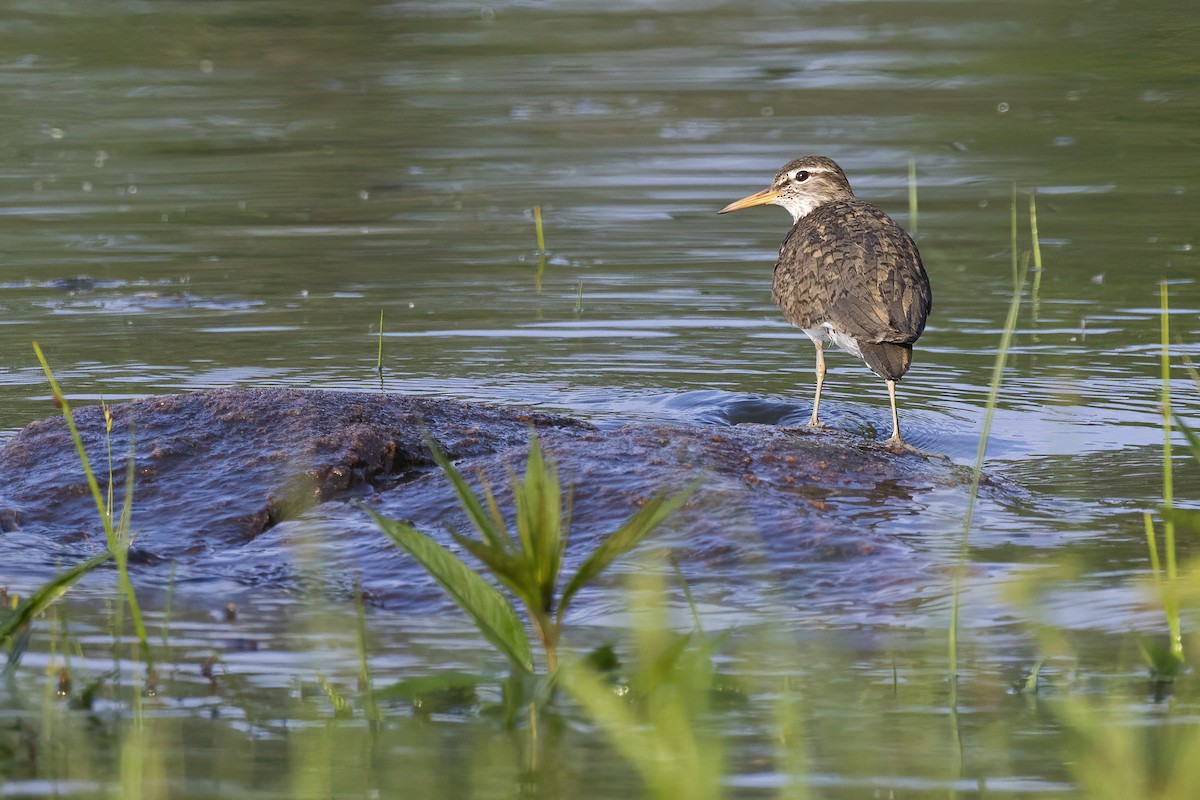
<box><xmin>0</xmin><ymin>389</ymin><xmax>966</xmax><ymax>620</ymax></box>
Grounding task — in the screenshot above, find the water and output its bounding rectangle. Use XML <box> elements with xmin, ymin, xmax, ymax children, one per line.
<box><xmin>2</xmin><ymin>0</ymin><xmax>1199</xmax><ymax>795</ymax></box>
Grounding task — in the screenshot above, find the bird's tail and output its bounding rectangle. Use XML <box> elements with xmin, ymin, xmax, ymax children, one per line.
<box><xmin>859</xmin><ymin>342</ymin><xmax>912</xmax><ymax>381</ymax></box>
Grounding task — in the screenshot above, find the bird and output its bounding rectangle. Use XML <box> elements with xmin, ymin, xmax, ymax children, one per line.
<box><xmin>718</xmin><ymin>155</ymin><xmax>932</xmax><ymax>446</ymax></box>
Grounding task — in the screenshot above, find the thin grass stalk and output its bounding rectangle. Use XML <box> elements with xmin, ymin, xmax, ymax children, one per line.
<box><xmin>949</xmin><ymin>252</ymin><xmax>1028</xmax><ymax>750</ymax></box>
<box><xmin>31</xmin><ymin>343</ymin><xmax>152</xmax><ymax>667</ymax></box>
<box><xmin>355</xmin><ymin>586</ymin><xmax>382</xmax><ymax>725</ymax></box>
<box><xmin>533</xmin><ymin>206</ymin><xmax>546</xmax><ymax>293</ymax></box>
<box><xmin>1144</xmin><ymin>514</ymin><xmax>1164</xmax><ymax>594</ymax></box>
<box><xmin>1010</xmin><ymin>183</ymin><xmax>1018</xmax><ymax>288</ymax></box>
<box><xmin>1159</xmin><ymin>282</ymin><xmax>1182</xmax><ymax>662</ymax></box>
<box><xmin>376</xmin><ymin>309</ymin><xmax>385</xmax><ymax>381</ymax></box>
<box><xmin>1030</xmin><ymin>191</ymin><xmax>1043</xmax><ymax>322</ymax></box>
<box><xmin>533</xmin><ymin>205</ymin><xmax>545</xmax><ymax>253</ymax></box>
<box><xmin>33</xmin><ymin>343</ymin><xmax>113</xmax><ymax>542</ymax></box>
<box><xmin>1029</xmin><ymin>191</ymin><xmax>1043</xmax><ymax>273</ymax></box>
<box><xmin>908</xmin><ymin>158</ymin><xmax>918</xmax><ymax>235</ymax></box>
<box><xmin>103</xmin><ymin>400</ymin><xmax>114</xmax><ymax>522</ymax></box>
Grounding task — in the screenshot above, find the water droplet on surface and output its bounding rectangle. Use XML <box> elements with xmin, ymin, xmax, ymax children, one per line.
<box><xmin>996</xmin><ymin>102</ymin><xmax>1009</xmax><ymax>113</ymax></box>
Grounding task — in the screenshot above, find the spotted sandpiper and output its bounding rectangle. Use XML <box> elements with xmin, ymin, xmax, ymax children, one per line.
<box><xmin>719</xmin><ymin>155</ymin><xmax>932</xmax><ymax>446</ymax></box>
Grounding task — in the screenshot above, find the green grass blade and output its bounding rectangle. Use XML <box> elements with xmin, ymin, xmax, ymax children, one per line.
<box><xmin>366</xmin><ymin>507</ymin><xmax>533</xmax><ymax>673</ymax></box>
<box><xmin>559</xmin><ymin>486</ymin><xmax>693</xmax><ymax>616</ymax></box>
<box><xmin>1162</xmin><ymin>509</ymin><xmax>1200</xmax><ymax>535</ymax></box>
<box><xmin>355</xmin><ymin>586</ymin><xmax>382</xmax><ymax>724</ymax></box>
<box><xmin>1029</xmin><ymin>189</ymin><xmax>1043</xmax><ymax>273</ymax></box>
<box><xmin>1159</xmin><ymin>282</ymin><xmax>1182</xmax><ymax>665</ymax></box>
<box><xmin>1</xmin><ymin>552</ymin><xmax>113</xmax><ymax>644</ymax></box>
<box><xmin>950</xmin><ymin>250</ymin><xmax>1028</xmax><ymax>739</ymax></box>
<box><xmin>1144</xmin><ymin>513</ymin><xmax>1163</xmax><ymax>590</ymax></box>
<box><xmin>533</xmin><ymin>205</ymin><xmax>545</xmax><ymax>253</ymax></box>
<box><xmin>32</xmin><ymin>343</ymin><xmax>114</xmax><ymax>546</ymax></box>
<box><xmin>561</xmin><ymin>662</ymin><xmax>657</xmax><ymax>776</ymax></box>
<box><xmin>424</xmin><ymin>434</ymin><xmax>513</xmax><ymax>555</ymax></box>
<box><xmin>1176</xmin><ymin>415</ymin><xmax>1200</xmax><ymax>464</ymax></box>
<box><xmin>376</xmin><ymin>308</ymin><xmax>385</xmax><ymax>380</ymax></box>
<box><xmin>1010</xmin><ymin>183</ymin><xmax>1018</xmax><ymax>288</ymax></box>
<box><xmin>113</xmin><ymin>441</ymin><xmax>152</xmax><ymax>665</ymax></box>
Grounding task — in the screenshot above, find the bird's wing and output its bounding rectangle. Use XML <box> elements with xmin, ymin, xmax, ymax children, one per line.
<box><xmin>780</xmin><ymin>202</ymin><xmax>931</xmax><ymax>345</ymax></box>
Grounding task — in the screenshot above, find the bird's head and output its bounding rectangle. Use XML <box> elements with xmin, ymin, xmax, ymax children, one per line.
<box><xmin>718</xmin><ymin>155</ymin><xmax>854</xmax><ymax>222</ymax></box>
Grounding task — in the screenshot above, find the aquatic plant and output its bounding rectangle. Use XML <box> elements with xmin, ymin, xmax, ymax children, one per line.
<box><xmin>562</xmin><ymin>555</ymin><xmax>724</xmax><ymax>800</ymax></box>
<box><xmin>0</xmin><ymin>553</ymin><xmax>111</xmax><ymax>668</ymax></box>
<box><xmin>376</xmin><ymin>308</ymin><xmax>385</xmax><ymax>385</ymax></box>
<box><xmin>365</xmin><ymin>432</ymin><xmax>692</xmax><ymax>676</ymax></box>
<box><xmin>1139</xmin><ymin>282</ymin><xmax>1186</xmax><ymax>679</ymax></box>
<box><xmin>533</xmin><ymin>205</ymin><xmax>547</xmax><ymax>292</ymax></box>
<box><xmin>1029</xmin><ymin>190</ymin><xmax>1044</xmax><ymax>321</ymax></box>
<box><xmin>533</xmin><ymin>204</ymin><xmax>546</xmax><ymax>255</ymax></box>
<box><xmin>948</xmin><ymin>187</ymin><xmax>1030</xmax><ymax>773</ymax></box>
<box><xmin>12</xmin><ymin>345</ymin><xmax>152</xmax><ymax>669</ymax></box>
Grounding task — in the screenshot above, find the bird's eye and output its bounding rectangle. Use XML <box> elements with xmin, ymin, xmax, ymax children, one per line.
<box><xmin>793</xmin><ymin>171</ymin><xmax>810</xmax><ymax>183</ymax></box>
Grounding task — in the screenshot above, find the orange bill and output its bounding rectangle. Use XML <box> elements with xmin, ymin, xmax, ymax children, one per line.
<box><xmin>718</xmin><ymin>186</ymin><xmax>781</xmax><ymax>214</ymax></box>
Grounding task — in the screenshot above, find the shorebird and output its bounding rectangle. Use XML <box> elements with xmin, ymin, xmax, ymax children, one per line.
<box><xmin>719</xmin><ymin>155</ymin><xmax>932</xmax><ymax>446</ymax></box>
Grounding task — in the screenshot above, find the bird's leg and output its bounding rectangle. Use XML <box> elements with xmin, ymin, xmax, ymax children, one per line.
<box><xmin>808</xmin><ymin>342</ymin><xmax>827</xmax><ymax>428</ymax></box>
<box><xmin>884</xmin><ymin>379</ymin><xmax>903</xmax><ymax>446</ymax></box>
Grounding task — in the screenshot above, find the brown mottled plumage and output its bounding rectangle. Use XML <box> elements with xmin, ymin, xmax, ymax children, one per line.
<box><xmin>719</xmin><ymin>155</ymin><xmax>932</xmax><ymax>445</ymax></box>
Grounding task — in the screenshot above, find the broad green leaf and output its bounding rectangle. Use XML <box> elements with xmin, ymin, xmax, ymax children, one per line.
<box><xmin>373</xmin><ymin>671</ymin><xmax>483</xmax><ymax>702</ymax></box>
<box><xmin>560</xmin><ymin>486</ymin><xmax>694</xmax><ymax>615</ymax></box>
<box><xmin>513</xmin><ymin>433</ymin><xmax>564</xmax><ymax>613</ymax></box>
<box><xmin>1177</xmin><ymin>415</ymin><xmax>1200</xmax><ymax>465</ymax></box>
<box><xmin>1</xmin><ymin>552</ymin><xmax>114</xmax><ymax>644</ymax></box>
<box><xmin>450</xmin><ymin>530</ymin><xmax>538</xmax><ymax>612</ymax></box>
<box><xmin>366</xmin><ymin>508</ymin><xmax>533</xmax><ymax>673</ymax></box>
<box><xmin>423</xmin><ymin>434</ymin><xmax>512</xmax><ymax>555</ymax></box>
<box><xmin>480</xmin><ymin>480</ymin><xmax>514</xmax><ymax>551</ymax></box>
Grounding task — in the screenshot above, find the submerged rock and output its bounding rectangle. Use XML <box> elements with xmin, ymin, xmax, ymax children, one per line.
<box><xmin>0</xmin><ymin>388</ymin><xmax>966</xmax><ymax>620</ymax></box>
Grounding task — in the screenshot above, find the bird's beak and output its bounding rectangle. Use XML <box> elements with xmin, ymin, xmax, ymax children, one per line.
<box><xmin>718</xmin><ymin>186</ymin><xmax>782</xmax><ymax>214</ymax></box>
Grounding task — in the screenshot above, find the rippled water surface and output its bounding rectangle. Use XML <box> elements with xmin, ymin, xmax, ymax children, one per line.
<box><xmin>2</xmin><ymin>0</ymin><xmax>1199</xmax><ymax>795</ymax></box>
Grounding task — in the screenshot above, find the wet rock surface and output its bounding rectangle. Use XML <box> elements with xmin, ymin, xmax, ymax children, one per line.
<box><xmin>0</xmin><ymin>388</ymin><xmax>970</xmax><ymax>619</ymax></box>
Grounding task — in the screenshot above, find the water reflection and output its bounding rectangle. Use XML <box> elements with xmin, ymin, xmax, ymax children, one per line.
<box><xmin>0</xmin><ymin>0</ymin><xmax>1196</xmax><ymax>634</ymax></box>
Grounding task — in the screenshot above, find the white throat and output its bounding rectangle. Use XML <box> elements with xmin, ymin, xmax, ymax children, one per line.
<box><xmin>774</xmin><ymin>194</ymin><xmax>822</xmax><ymax>223</ymax></box>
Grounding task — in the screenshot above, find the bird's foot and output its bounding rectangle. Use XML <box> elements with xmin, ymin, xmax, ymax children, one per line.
<box><xmin>882</xmin><ymin>436</ymin><xmax>946</xmax><ymax>459</ymax></box>
<box><xmin>806</xmin><ymin>418</ymin><xmax>825</xmax><ymax>430</ymax></box>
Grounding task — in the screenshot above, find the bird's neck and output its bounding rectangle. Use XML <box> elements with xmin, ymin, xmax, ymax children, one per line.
<box><xmin>778</xmin><ymin>195</ymin><xmax>847</xmax><ymax>223</ymax></box>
